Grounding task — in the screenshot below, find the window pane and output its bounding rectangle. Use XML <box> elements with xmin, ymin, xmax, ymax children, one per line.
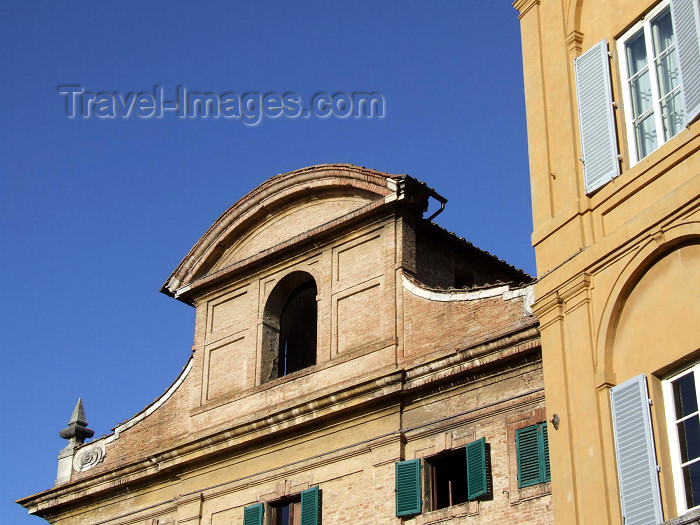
<box><xmin>278</xmin><ymin>505</ymin><xmax>290</xmax><ymax>525</ymax></box>
<box><xmin>673</xmin><ymin>372</ymin><xmax>698</xmax><ymax>419</ymax></box>
<box><xmin>291</xmin><ymin>501</ymin><xmax>301</xmax><ymax>525</ymax></box>
<box><xmin>626</xmin><ymin>30</ymin><xmax>648</xmax><ymax>76</ymax></box>
<box><xmin>651</xmin><ymin>8</ymin><xmax>674</xmax><ymax>56</ymax></box>
<box><xmin>677</xmin><ymin>416</ymin><xmax>700</xmax><ymax>463</ymax></box>
<box><xmin>682</xmin><ymin>461</ymin><xmax>700</xmax><ymax>509</ymax></box>
<box><xmin>635</xmin><ymin>112</ymin><xmax>658</xmax><ymax>159</ymax></box>
<box><xmin>630</xmin><ymin>70</ymin><xmax>653</xmax><ymax>118</ymax></box>
<box><xmin>655</xmin><ymin>48</ymin><xmax>680</xmax><ymax>98</ymax></box>
<box><xmin>661</xmin><ymin>90</ymin><xmax>684</xmax><ymax>140</ymax></box>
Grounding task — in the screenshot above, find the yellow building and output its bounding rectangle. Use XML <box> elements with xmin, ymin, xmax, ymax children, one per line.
<box><xmin>515</xmin><ymin>0</ymin><xmax>700</xmax><ymax>523</ymax></box>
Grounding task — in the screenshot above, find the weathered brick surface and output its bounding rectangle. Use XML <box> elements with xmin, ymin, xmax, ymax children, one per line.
<box><xmin>22</xmin><ymin>166</ymin><xmax>548</xmax><ymax>525</ymax></box>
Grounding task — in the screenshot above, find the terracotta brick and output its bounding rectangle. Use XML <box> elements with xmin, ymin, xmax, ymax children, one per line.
<box><xmin>19</xmin><ymin>166</ymin><xmax>548</xmax><ymax>525</ymax></box>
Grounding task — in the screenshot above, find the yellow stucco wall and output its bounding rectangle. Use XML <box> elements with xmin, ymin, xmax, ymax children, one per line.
<box><xmin>516</xmin><ymin>0</ymin><xmax>700</xmax><ymax>522</ymax></box>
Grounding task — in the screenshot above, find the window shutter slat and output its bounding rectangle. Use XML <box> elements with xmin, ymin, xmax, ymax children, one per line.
<box><xmin>540</xmin><ymin>423</ymin><xmax>551</xmax><ymax>482</ymax></box>
<box><xmin>300</xmin><ymin>486</ymin><xmax>319</xmax><ymax>525</ymax></box>
<box><xmin>516</xmin><ymin>425</ymin><xmax>542</xmax><ymax>488</ymax></box>
<box><xmin>395</xmin><ymin>459</ymin><xmax>422</xmax><ymax>517</ymax></box>
<box><xmin>466</xmin><ymin>437</ymin><xmax>488</xmax><ymax>499</ymax></box>
<box><xmin>610</xmin><ymin>374</ymin><xmax>663</xmax><ymax>525</ymax></box>
<box><xmin>243</xmin><ymin>502</ymin><xmax>264</xmax><ymax>525</ymax></box>
<box><xmin>670</xmin><ymin>0</ymin><xmax>700</xmax><ymax>124</ymax></box>
<box><xmin>574</xmin><ymin>39</ymin><xmax>620</xmax><ymax>194</ymax></box>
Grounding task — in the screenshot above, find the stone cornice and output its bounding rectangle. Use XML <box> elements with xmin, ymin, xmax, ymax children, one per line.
<box><xmin>17</xmin><ymin>369</ymin><xmax>404</xmax><ymax>515</ymax></box>
<box><xmin>19</xmin><ymin>325</ymin><xmax>542</xmax><ymax>517</ymax></box>
<box><xmin>404</xmin><ymin>325</ymin><xmax>541</xmax><ymax>391</ymax></box>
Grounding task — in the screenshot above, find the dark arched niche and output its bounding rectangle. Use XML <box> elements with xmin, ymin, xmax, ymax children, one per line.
<box><xmin>261</xmin><ymin>272</ymin><xmax>318</xmax><ymax>383</ymax></box>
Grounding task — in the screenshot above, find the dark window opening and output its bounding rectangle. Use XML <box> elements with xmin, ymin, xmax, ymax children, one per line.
<box><xmin>271</xmin><ymin>497</ymin><xmax>301</xmax><ymax>525</ymax></box>
<box><xmin>278</xmin><ymin>281</ymin><xmax>317</xmax><ymax>377</ymax></box>
<box><xmin>428</xmin><ymin>448</ymin><xmax>468</xmax><ymax>510</ymax></box>
<box><xmin>261</xmin><ymin>272</ymin><xmax>318</xmax><ymax>384</ymax></box>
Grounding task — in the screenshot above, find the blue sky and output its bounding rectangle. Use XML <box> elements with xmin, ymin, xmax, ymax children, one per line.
<box><xmin>0</xmin><ymin>2</ymin><xmax>532</xmax><ymax>522</ymax></box>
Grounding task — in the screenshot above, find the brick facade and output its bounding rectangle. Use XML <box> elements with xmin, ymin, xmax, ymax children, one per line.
<box><xmin>19</xmin><ymin>165</ymin><xmax>551</xmax><ymax>525</ymax></box>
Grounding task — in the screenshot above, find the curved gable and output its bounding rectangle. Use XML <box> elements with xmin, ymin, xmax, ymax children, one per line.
<box><xmin>162</xmin><ymin>164</ymin><xmax>400</xmax><ymax>297</ymax></box>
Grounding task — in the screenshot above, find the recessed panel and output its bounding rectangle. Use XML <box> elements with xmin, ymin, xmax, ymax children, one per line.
<box><xmin>210</xmin><ymin>291</ymin><xmax>247</xmax><ymax>335</ymax></box>
<box><xmin>206</xmin><ymin>338</ymin><xmax>245</xmax><ymax>401</ymax></box>
<box><xmin>336</xmin><ymin>233</ymin><xmax>382</xmax><ymax>286</ymax></box>
<box><xmin>336</xmin><ymin>283</ymin><xmax>383</xmax><ymax>353</ymax></box>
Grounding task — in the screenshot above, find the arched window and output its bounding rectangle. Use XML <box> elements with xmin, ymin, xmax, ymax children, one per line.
<box><xmin>261</xmin><ymin>272</ymin><xmax>317</xmax><ymax>383</ymax></box>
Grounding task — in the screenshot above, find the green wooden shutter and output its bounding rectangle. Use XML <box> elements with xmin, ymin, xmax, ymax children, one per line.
<box><xmin>516</xmin><ymin>425</ymin><xmax>541</xmax><ymax>488</ymax></box>
<box><xmin>300</xmin><ymin>486</ymin><xmax>320</xmax><ymax>525</ymax></box>
<box><xmin>395</xmin><ymin>459</ymin><xmax>422</xmax><ymax>517</ymax></box>
<box><xmin>466</xmin><ymin>438</ymin><xmax>488</xmax><ymax>500</ymax></box>
<box><xmin>540</xmin><ymin>423</ymin><xmax>551</xmax><ymax>482</ymax></box>
<box><xmin>243</xmin><ymin>502</ymin><xmax>264</xmax><ymax>525</ymax></box>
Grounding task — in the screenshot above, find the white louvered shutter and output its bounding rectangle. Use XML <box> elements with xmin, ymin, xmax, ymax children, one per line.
<box><xmin>610</xmin><ymin>375</ymin><xmax>663</xmax><ymax>525</ymax></box>
<box><xmin>574</xmin><ymin>40</ymin><xmax>620</xmax><ymax>194</ymax></box>
<box><xmin>671</xmin><ymin>0</ymin><xmax>700</xmax><ymax>124</ymax></box>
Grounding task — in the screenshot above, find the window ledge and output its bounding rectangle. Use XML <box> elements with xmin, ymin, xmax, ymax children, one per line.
<box><xmin>664</xmin><ymin>508</ymin><xmax>700</xmax><ymax>525</ymax></box>
<box><xmin>411</xmin><ymin>501</ymin><xmax>478</xmax><ymax>524</ymax></box>
<box><xmin>510</xmin><ymin>482</ymin><xmax>551</xmax><ymax>505</ymax></box>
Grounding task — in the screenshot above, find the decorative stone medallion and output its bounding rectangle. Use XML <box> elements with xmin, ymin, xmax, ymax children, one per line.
<box><xmin>72</xmin><ymin>442</ymin><xmax>105</xmax><ymax>472</ymax></box>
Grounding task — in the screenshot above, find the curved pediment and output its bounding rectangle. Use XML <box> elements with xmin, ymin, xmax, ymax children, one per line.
<box><xmin>209</xmin><ymin>190</ymin><xmax>372</xmax><ymax>273</ymax></box>
<box><xmin>163</xmin><ymin>164</ymin><xmax>401</xmax><ymax>298</ymax></box>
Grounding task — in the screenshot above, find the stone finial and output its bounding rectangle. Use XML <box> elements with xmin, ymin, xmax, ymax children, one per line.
<box><xmin>59</xmin><ymin>398</ymin><xmax>93</xmax><ymax>442</ymax></box>
<box><xmin>56</xmin><ymin>398</ymin><xmax>94</xmax><ymax>485</ymax></box>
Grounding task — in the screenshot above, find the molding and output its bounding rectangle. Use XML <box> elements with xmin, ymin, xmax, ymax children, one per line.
<box><xmin>402</xmin><ymin>274</ymin><xmax>509</xmax><ymax>301</ymax></box>
<box><xmin>20</xmin><ymin>329</ymin><xmax>541</xmax><ymax>516</ymax></box>
<box><xmin>565</xmin><ymin>30</ymin><xmax>584</xmax><ymax>55</ymax></box>
<box><xmin>404</xmin><ymin>326</ymin><xmax>541</xmax><ymax>390</ymax></box>
<box><xmin>595</xmin><ymin>369</ymin><xmax>617</xmax><ymax>390</ymax></box>
<box><xmin>558</xmin><ymin>272</ymin><xmax>591</xmax><ymax>303</ymax></box>
<box><xmin>513</xmin><ymin>0</ymin><xmax>540</xmax><ymax>20</ymax></box>
<box><xmin>163</xmin><ymin>164</ymin><xmax>403</xmax><ymax>299</ymax></box>
<box><xmin>531</xmin><ymin>289</ymin><xmax>563</xmax><ymax>325</ymax></box>
<box><xmin>402</xmin><ymin>275</ymin><xmax>534</xmax><ymax>315</ymax></box>
<box><xmin>175</xmin><ymin>201</ymin><xmax>393</xmax><ymax>301</ymax></box>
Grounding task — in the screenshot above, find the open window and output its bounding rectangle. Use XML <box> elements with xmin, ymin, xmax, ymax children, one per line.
<box><xmin>270</xmin><ymin>496</ymin><xmax>302</xmax><ymax>525</ymax></box>
<box><xmin>574</xmin><ymin>0</ymin><xmax>700</xmax><ymax>192</ymax></box>
<box><xmin>617</xmin><ymin>0</ymin><xmax>685</xmax><ymax>164</ymax></box>
<box><xmin>426</xmin><ymin>448</ymin><xmax>469</xmax><ymax>510</ymax></box>
<box><xmin>261</xmin><ymin>272</ymin><xmax>318</xmax><ymax>383</ymax></box>
<box><xmin>664</xmin><ymin>363</ymin><xmax>700</xmax><ymax>514</ymax></box>
<box><xmin>395</xmin><ymin>439</ymin><xmax>490</xmax><ymax>518</ymax></box>
<box><xmin>243</xmin><ymin>487</ymin><xmax>320</xmax><ymax>525</ymax></box>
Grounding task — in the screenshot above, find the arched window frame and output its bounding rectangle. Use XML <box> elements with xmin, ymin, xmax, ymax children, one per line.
<box><xmin>260</xmin><ymin>272</ymin><xmax>318</xmax><ymax>384</ymax></box>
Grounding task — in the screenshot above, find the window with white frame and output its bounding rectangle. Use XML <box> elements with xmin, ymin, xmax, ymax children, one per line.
<box><xmin>573</xmin><ymin>0</ymin><xmax>700</xmax><ymax>193</ymax></box>
<box><xmin>664</xmin><ymin>363</ymin><xmax>700</xmax><ymax>513</ymax></box>
<box><xmin>618</xmin><ymin>0</ymin><xmax>684</xmax><ymax>164</ymax></box>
